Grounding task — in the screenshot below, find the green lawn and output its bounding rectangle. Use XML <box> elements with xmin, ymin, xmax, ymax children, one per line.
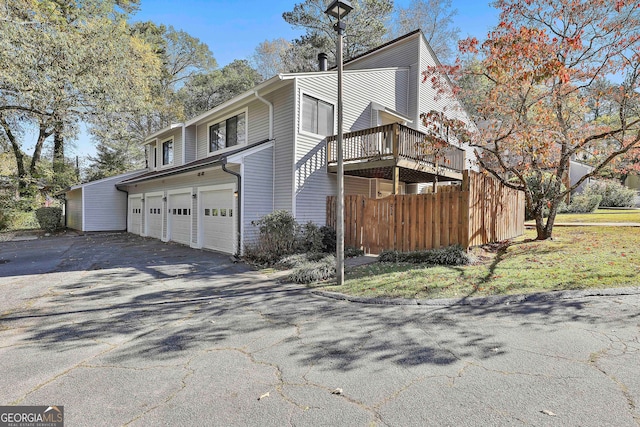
<box><xmin>553</xmin><ymin>209</ymin><xmax>640</xmax><ymax>224</ymax></box>
<box><xmin>319</xmin><ymin>222</ymin><xmax>640</xmax><ymax>300</ymax></box>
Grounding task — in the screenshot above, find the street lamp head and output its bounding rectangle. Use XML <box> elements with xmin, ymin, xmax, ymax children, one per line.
<box><xmin>325</xmin><ymin>0</ymin><xmax>353</xmax><ymax>20</ymax></box>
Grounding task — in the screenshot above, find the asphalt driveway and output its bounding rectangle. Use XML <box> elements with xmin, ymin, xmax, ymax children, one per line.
<box><xmin>1</xmin><ymin>232</ymin><xmax>639</xmax><ymax>426</ymax></box>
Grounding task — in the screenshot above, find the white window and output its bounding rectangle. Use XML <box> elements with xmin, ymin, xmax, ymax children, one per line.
<box><xmin>302</xmin><ymin>94</ymin><xmax>334</xmax><ymax>136</ymax></box>
<box><xmin>162</xmin><ymin>139</ymin><xmax>173</xmax><ymax>165</ymax></box>
<box><xmin>209</xmin><ymin>112</ymin><xmax>246</xmax><ymax>152</ymax></box>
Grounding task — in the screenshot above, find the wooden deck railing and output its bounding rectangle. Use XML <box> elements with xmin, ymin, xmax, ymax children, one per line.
<box><xmin>327</xmin><ymin>123</ymin><xmax>466</xmax><ymax>173</ymax></box>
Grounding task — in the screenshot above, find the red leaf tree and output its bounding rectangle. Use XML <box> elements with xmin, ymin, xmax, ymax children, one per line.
<box><xmin>424</xmin><ymin>0</ymin><xmax>640</xmax><ymax>240</ymax></box>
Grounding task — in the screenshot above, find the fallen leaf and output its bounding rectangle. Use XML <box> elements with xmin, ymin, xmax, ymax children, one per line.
<box><xmin>258</xmin><ymin>392</ymin><xmax>270</xmax><ymax>401</ymax></box>
<box><xmin>331</xmin><ymin>388</ymin><xmax>343</xmax><ymax>395</ymax></box>
<box><xmin>540</xmin><ymin>409</ymin><xmax>557</xmax><ymax>417</ymax></box>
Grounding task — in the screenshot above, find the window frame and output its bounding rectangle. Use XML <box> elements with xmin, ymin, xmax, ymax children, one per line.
<box><xmin>161</xmin><ymin>137</ymin><xmax>174</xmax><ymax>166</ymax></box>
<box><xmin>300</xmin><ymin>93</ymin><xmax>335</xmax><ymax>137</ymax></box>
<box><xmin>207</xmin><ymin>108</ymin><xmax>248</xmax><ymax>154</ymax></box>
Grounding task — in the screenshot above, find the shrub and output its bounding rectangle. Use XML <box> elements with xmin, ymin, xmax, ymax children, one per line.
<box><xmin>286</xmin><ymin>254</ymin><xmax>336</xmax><ymax>284</ymax></box>
<box><xmin>344</xmin><ymin>246</ymin><xmax>364</xmax><ymax>258</ymax></box>
<box><xmin>35</xmin><ymin>207</ymin><xmax>62</xmax><ymax>232</ymax></box>
<box><xmin>244</xmin><ymin>210</ymin><xmax>299</xmax><ymax>265</ymax></box>
<box><xmin>299</xmin><ymin>221</ymin><xmax>325</xmax><ymax>253</ymax></box>
<box><xmin>320</xmin><ymin>225</ymin><xmax>336</xmax><ymax>253</ymax></box>
<box><xmin>378</xmin><ymin>246</ymin><xmax>470</xmax><ymax>266</ymax></box>
<box><xmin>563</xmin><ymin>193</ymin><xmax>601</xmax><ymax>213</ymax></box>
<box><xmin>582</xmin><ymin>180</ymin><xmax>635</xmax><ymax>207</ymax></box>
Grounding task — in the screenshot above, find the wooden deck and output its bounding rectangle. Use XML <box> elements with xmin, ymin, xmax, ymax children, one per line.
<box><xmin>327</xmin><ymin>123</ymin><xmax>466</xmax><ymax>183</ymax></box>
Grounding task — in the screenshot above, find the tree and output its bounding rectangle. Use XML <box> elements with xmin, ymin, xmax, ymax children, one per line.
<box><xmin>250</xmin><ymin>38</ymin><xmax>291</xmax><ymax>80</ymax></box>
<box><xmin>87</xmin><ymin>22</ymin><xmax>217</xmax><ymax>179</ymax></box>
<box><xmin>0</xmin><ymin>0</ymin><xmax>160</xmax><ymax>194</ymax></box>
<box><xmin>179</xmin><ymin>60</ymin><xmax>263</xmax><ymax>119</ymax></box>
<box><xmin>424</xmin><ymin>0</ymin><xmax>640</xmax><ymax>240</ymax></box>
<box><xmin>392</xmin><ymin>0</ymin><xmax>460</xmax><ymax>63</ymax></box>
<box><xmin>282</xmin><ymin>0</ymin><xmax>393</xmax><ymax>69</ymax></box>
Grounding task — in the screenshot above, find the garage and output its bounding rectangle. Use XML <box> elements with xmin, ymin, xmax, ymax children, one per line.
<box><xmin>145</xmin><ymin>193</ymin><xmax>164</xmax><ymax>239</ymax></box>
<box><xmin>168</xmin><ymin>191</ymin><xmax>192</xmax><ymax>245</ymax></box>
<box><xmin>199</xmin><ymin>186</ymin><xmax>236</xmax><ymax>254</ymax></box>
<box><xmin>129</xmin><ymin>196</ymin><xmax>143</xmax><ymax>235</ymax></box>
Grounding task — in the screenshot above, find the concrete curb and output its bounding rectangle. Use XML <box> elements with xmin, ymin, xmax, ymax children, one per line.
<box><xmin>311</xmin><ymin>286</ymin><xmax>640</xmax><ymax>307</ymax></box>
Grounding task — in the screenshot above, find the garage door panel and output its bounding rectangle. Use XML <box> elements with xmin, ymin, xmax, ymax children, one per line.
<box><xmin>146</xmin><ymin>195</ymin><xmax>163</xmax><ymax>239</ymax></box>
<box><xmin>129</xmin><ymin>198</ymin><xmax>142</xmax><ymax>235</ymax></box>
<box><xmin>169</xmin><ymin>192</ymin><xmax>191</xmax><ymax>245</ymax></box>
<box><xmin>201</xmin><ymin>189</ymin><xmax>235</xmax><ymax>254</ymax></box>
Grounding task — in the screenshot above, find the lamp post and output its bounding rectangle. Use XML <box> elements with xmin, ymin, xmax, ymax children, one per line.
<box><xmin>325</xmin><ymin>0</ymin><xmax>352</xmax><ymax>286</ymax></box>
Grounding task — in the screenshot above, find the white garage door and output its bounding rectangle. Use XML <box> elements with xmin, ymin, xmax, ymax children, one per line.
<box><xmin>146</xmin><ymin>195</ymin><xmax>163</xmax><ymax>239</ymax></box>
<box><xmin>129</xmin><ymin>197</ymin><xmax>143</xmax><ymax>235</ymax></box>
<box><xmin>168</xmin><ymin>192</ymin><xmax>192</xmax><ymax>245</ymax></box>
<box><xmin>201</xmin><ymin>189</ymin><xmax>235</xmax><ymax>254</ymax></box>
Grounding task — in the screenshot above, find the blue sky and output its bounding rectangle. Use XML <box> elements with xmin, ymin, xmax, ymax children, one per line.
<box><xmin>73</xmin><ymin>0</ymin><xmax>499</xmax><ymax>158</ymax></box>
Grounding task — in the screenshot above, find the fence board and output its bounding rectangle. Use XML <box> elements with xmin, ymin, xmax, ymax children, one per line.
<box><xmin>327</xmin><ymin>170</ymin><xmax>525</xmax><ymax>254</ymax></box>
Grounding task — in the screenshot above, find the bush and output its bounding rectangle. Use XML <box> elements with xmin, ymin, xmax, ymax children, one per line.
<box><xmin>299</xmin><ymin>221</ymin><xmax>325</xmax><ymax>253</ymax></box>
<box><xmin>244</xmin><ymin>210</ymin><xmax>299</xmax><ymax>265</ymax></box>
<box><xmin>286</xmin><ymin>254</ymin><xmax>336</xmax><ymax>284</ymax></box>
<box><xmin>378</xmin><ymin>246</ymin><xmax>470</xmax><ymax>266</ymax></box>
<box><xmin>582</xmin><ymin>180</ymin><xmax>635</xmax><ymax>207</ymax></box>
<box><xmin>35</xmin><ymin>207</ymin><xmax>62</xmax><ymax>232</ymax></box>
<box><xmin>345</xmin><ymin>246</ymin><xmax>364</xmax><ymax>258</ymax></box>
<box><xmin>320</xmin><ymin>225</ymin><xmax>336</xmax><ymax>253</ymax></box>
<box><xmin>562</xmin><ymin>193</ymin><xmax>601</xmax><ymax>213</ymax></box>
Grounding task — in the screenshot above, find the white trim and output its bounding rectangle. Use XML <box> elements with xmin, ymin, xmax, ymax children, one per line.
<box><xmin>81</xmin><ymin>188</ymin><xmax>86</xmax><ymax>232</ymax></box>
<box><xmin>166</xmin><ymin>188</ymin><xmax>192</xmax><ymax>244</ymax></box>
<box><xmin>239</xmin><ymin>162</ymin><xmax>245</xmax><ymax>255</ymax></box>
<box><xmin>196</xmin><ymin>183</ymin><xmax>237</xmax><ymax>251</ymax></box>
<box><xmin>143</xmin><ymin>191</ymin><xmax>164</xmax><ymax>238</ymax></box>
<box><xmin>292</xmin><ymin>79</ymin><xmax>298</xmax><ymax>217</ymax></box>
<box><xmin>254</xmin><ymin>91</ymin><xmax>274</xmax><ymax>140</ymax></box>
<box><xmin>298</xmin><ymin>90</ymin><xmax>336</xmax><ymax>138</ymax></box>
<box><xmin>69</xmin><ymin>169</ymin><xmax>146</xmax><ymax>191</ymax></box>
<box><xmin>143</xmin><ymin>123</ymin><xmax>183</xmax><ymax>144</ymax></box>
<box><xmin>226</xmin><ymin>140</ymin><xmax>274</xmax><ymax>163</ymax></box>
<box><xmin>205</xmin><ymin>107</ymin><xmax>249</xmax><ymax>156</ymax></box>
<box><xmin>160</xmin><ymin>136</ymin><xmax>175</xmax><ymax>168</ymax></box>
<box><xmin>181</xmin><ymin>125</ymin><xmax>186</xmax><ymax>165</ymax></box>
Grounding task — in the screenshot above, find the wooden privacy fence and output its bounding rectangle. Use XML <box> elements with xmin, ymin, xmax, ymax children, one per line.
<box><xmin>327</xmin><ymin>170</ymin><xmax>525</xmax><ymax>254</ymax></box>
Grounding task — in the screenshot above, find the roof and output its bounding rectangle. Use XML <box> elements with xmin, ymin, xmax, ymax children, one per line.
<box><xmin>59</xmin><ymin>169</ymin><xmax>147</xmax><ymax>196</ymax></box>
<box><xmin>117</xmin><ymin>138</ymin><xmax>273</xmax><ymax>186</ymax></box>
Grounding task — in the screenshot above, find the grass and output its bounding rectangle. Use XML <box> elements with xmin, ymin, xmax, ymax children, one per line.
<box><xmin>319</xmin><ymin>223</ymin><xmax>640</xmax><ymax>300</ymax></box>
<box><xmin>553</xmin><ymin>208</ymin><xmax>640</xmax><ymax>224</ymax></box>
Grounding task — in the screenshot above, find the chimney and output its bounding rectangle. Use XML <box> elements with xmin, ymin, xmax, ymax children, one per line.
<box><xmin>318</xmin><ymin>52</ymin><xmax>328</xmax><ymax>71</ymax></box>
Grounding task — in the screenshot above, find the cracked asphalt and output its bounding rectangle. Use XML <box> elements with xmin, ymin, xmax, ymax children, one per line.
<box><xmin>1</xmin><ymin>232</ymin><xmax>639</xmax><ymax>426</ymax></box>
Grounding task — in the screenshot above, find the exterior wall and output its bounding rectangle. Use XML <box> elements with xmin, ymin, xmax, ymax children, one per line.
<box><xmin>242</xmin><ymin>146</ymin><xmax>274</xmax><ymax>244</ymax></box>
<box><xmin>570</xmin><ymin>161</ymin><xmax>595</xmax><ymax>193</ymax></box>
<box><xmin>268</xmin><ymin>85</ymin><xmax>295</xmax><ymax>213</ymax></box>
<box><xmin>195</xmin><ymin>99</ymin><xmax>270</xmax><ymax>160</ymax></box>
<box><xmin>82</xmin><ymin>178</ymin><xmax>129</xmax><ymax>232</ymax></box>
<box><xmin>66</xmin><ymin>188</ymin><xmax>83</xmax><ymax>231</ymax></box>
<box><xmin>184</xmin><ymin>125</ymin><xmax>197</xmax><ymax>163</ymax></box>
<box><xmin>417</xmin><ymin>37</ymin><xmax>478</xmax><ymax>171</ymax></box>
<box><xmin>294</xmin><ymin>69</ymin><xmax>410</xmax><ymax>225</ymax></box>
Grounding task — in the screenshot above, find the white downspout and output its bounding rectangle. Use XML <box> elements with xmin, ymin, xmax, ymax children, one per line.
<box><xmin>254</xmin><ymin>90</ymin><xmax>273</xmax><ymax>140</ymax></box>
<box><xmin>254</xmin><ymin>90</ymin><xmax>275</xmax><ymax>210</ymax></box>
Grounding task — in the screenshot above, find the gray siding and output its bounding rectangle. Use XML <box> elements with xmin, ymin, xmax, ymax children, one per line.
<box><xmin>66</xmin><ymin>189</ymin><xmax>83</xmax><ymax>231</ymax></box>
<box><xmin>242</xmin><ymin>146</ymin><xmax>274</xmax><ymax>244</ymax></box>
<box><xmin>195</xmin><ymin>99</ymin><xmax>270</xmax><ymax>160</ymax></box>
<box><xmin>294</xmin><ymin>69</ymin><xmax>410</xmax><ymax>224</ymax></box>
<box><xmin>184</xmin><ymin>125</ymin><xmax>197</xmax><ymax>163</ymax></box>
<box><xmin>417</xmin><ymin>38</ymin><xmax>478</xmax><ymax>170</ymax></box>
<box><xmin>82</xmin><ymin>176</ymin><xmax>130</xmax><ymax>231</ymax></box>
<box><xmin>345</xmin><ymin>176</ymin><xmax>372</xmax><ymax>196</ymax></box>
<box><xmin>268</xmin><ymin>85</ymin><xmax>295</xmax><ymax>213</ymax></box>
<box><xmin>345</xmin><ymin>36</ymin><xmax>420</xmax><ymax>71</ymax></box>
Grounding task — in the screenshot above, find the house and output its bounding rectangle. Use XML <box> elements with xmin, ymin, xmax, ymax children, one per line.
<box><xmin>64</xmin><ymin>170</ymin><xmax>146</xmax><ymax>232</ymax></box>
<box><xmin>73</xmin><ymin>30</ymin><xmax>477</xmax><ymax>254</ymax></box>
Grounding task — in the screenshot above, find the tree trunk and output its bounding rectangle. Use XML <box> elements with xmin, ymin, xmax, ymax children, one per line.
<box><xmin>53</xmin><ymin>123</ymin><xmax>65</xmax><ymax>174</ymax></box>
<box><xmin>0</xmin><ymin>115</ymin><xmax>28</xmax><ymax>194</ymax></box>
<box><xmin>29</xmin><ymin>123</ymin><xmax>53</xmax><ymax>177</ymax></box>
